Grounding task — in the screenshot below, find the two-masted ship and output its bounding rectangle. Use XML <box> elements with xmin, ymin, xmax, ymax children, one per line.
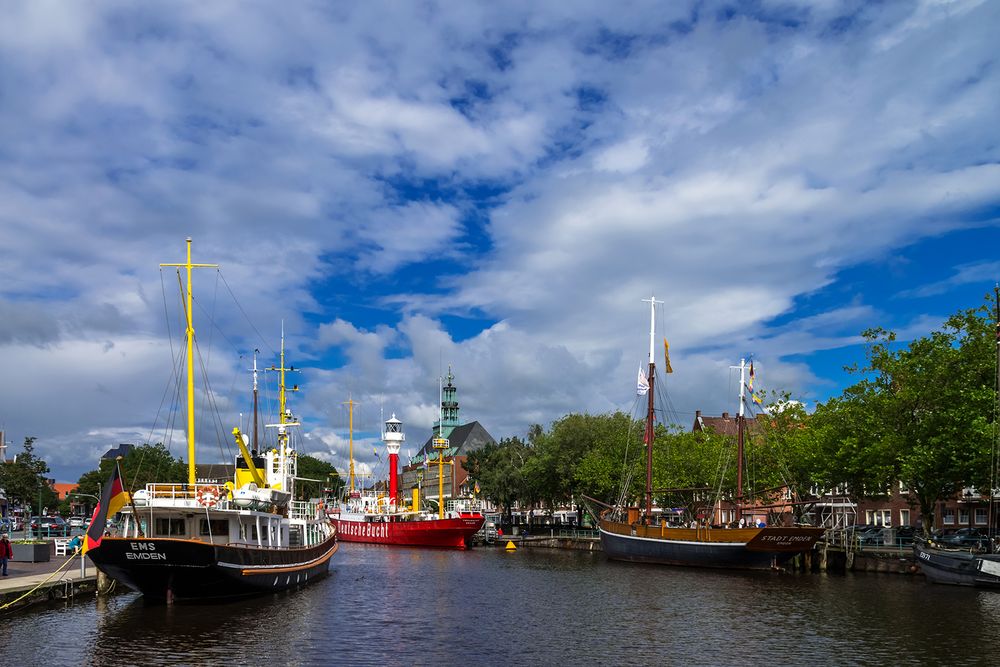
<box><xmin>598</xmin><ymin>295</ymin><xmax>824</xmax><ymax>570</ymax></box>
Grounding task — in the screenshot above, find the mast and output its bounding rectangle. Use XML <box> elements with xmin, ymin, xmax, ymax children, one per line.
<box><xmin>345</xmin><ymin>397</ymin><xmax>356</xmax><ymax>493</ymax></box>
<box><xmin>270</xmin><ymin>324</ymin><xmax>298</xmax><ymax>462</ymax></box>
<box><xmin>159</xmin><ymin>238</ymin><xmax>217</xmax><ymax>486</ymax></box>
<box><xmin>737</xmin><ymin>358</ymin><xmax>747</xmax><ymax>522</ymax></box>
<box><xmin>434</xmin><ymin>374</ymin><xmax>449</xmax><ymax>520</ymax></box>
<box><xmin>251</xmin><ymin>349</ymin><xmax>260</xmax><ymax>455</ymax></box>
<box><xmin>642</xmin><ymin>296</ymin><xmax>661</xmax><ymax>524</ymax></box>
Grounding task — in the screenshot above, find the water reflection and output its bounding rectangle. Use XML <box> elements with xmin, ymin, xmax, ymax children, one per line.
<box><xmin>2</xmin><ymin>545</ymin><xmax>998</xmax><ymax>666</ymax></box>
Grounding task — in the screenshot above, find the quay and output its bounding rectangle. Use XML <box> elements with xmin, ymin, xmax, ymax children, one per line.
<box><xmin>504</xmin><ymin>527</ymin><xmax>922</xmax><ymax>575</ymax></box>
<box><xmin>0</xmin><ymin>545</ymin><xmax>103</xmax><ymax>613</ymax></box>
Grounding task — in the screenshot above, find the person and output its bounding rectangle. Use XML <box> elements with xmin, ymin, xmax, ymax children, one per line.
<box><xmin>0</xmin><ymin>533</ymin><xmax>12</xmax><ymax>576</ymax></box>
<box><xmin>68</xmin><ymin>534</ymin><xmax>83</xmax><ymax>555</ymax></box>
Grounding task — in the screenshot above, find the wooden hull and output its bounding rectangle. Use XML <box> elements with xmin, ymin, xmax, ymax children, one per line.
<box><xmin>913</xmin><ymin>541</ymin><xmax>1000</xmax><ymax>588</ymax></box>
<box><xmin>334</xmin><ymin>515</ymin><xmax>485</xmax><ymax>549</ymax></box>
<box><xmin>599</xmin><ymin>519</ymin><xmax>824</xmax><ymax>570</ymax></box>
<box><xmin>87</xmin><ymin>535</ymin><xmax>338</xmax><ymax>603</ymax></box>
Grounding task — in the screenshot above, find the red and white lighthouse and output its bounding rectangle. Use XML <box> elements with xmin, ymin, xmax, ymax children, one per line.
<box><xmin>383</xmin><ymin>414</ymin><xmax>404</xmax><ymax>506</ymax></box>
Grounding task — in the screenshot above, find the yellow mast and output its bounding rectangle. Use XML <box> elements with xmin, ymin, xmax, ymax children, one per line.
<box><xmin>345</xmin><ymin>397</ymin><xmax>356</xmax><ymax>492</ymax></box>
<box><xmin>269</xmin><ymin>324</ymin><xmax>298</xmax><ymax>455</ymax></box>
<box><xmin>160</xmin><ymin>238</ymin><xmax>217</xmax><ymax>486</ymax></box>
<box><xmin>433</xmin><ymin>437</ymin><xmax>448</xmax><ymax>519</ymax></box>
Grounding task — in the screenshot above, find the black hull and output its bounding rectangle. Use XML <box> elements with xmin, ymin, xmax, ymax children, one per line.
<box><xmin>87</xmin><ymin>536</ymin><xmax>338</xmax><ymax>603</ymax></box>
<box><xmin>914</xmin><ymin>542</ymin><xmax>1000</xmax><ymax>589</ymax></box>
<box><xmin>599</xmin><ymin>521</ymin><xmax>823</xmax><ymax>571</ymax></box>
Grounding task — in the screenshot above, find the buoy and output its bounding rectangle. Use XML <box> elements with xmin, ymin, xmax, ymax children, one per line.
<box><xmin>505</xmin><ymin>541</ymin><xmax>517</xmax><ymax>551</ymax></box>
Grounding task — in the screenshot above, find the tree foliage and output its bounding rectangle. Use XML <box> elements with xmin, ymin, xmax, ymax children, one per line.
<box><xmin>0</xmin><ymin>437</ymin><xmax>59</xmax><ymax>512</ymax></box>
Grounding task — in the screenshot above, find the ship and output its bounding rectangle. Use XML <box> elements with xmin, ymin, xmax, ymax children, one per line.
<box><xmin>598</xmin><ymin>295</ymin><xmax>825</xmax><ymax>570</ymax></box>
<box><xmin>913</xmin><ymin>285</ymin><xmax>1000</xmax><ymax>588</ymax></box>
<box><xmin>331</xmin><ymin>390</ymin><xmax>485</xmax><ymax>549</ymax></box>
<box><xmin>84</xmin><ymin>238</ymin><xmax>338</xmax><ymax>603</ymax></box>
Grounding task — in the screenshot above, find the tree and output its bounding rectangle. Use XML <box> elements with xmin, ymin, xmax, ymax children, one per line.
<box><xmin>0</xmin><ymin>437</ymin><xmax>58</xmax><ymax>513</ymax></box>
<box><xmin>811</xmin><ymin>296</ymin><xmax>998</xmax><ymax>532</ymax></box>
<box><xmin>296</xmin><ymin>455</ymin><xmax>341</xmax><ymax>500</ymax></box>
<box><xmin>75</xmin><ymin>443</ymin><xmax>187</xmax><ymax>499</ymax></box>
<box><xmin>465</xmin><ymin>437</ymin><xmax>531</xmax><ymax>521</ymax></box>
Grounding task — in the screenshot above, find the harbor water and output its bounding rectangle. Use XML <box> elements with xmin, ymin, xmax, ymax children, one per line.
<box><xmin>2</xmin><ymin>542</ymin><xmax>998</xmax><ymax>666</ymax></box>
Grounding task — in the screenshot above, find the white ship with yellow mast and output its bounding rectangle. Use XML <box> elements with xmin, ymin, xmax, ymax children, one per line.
<box><xmin>85</xmin><ymin>238</ymin><xmax>338</xmax><ymax>603</ymax></box>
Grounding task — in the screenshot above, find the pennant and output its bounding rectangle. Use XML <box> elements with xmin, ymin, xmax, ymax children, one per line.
<box><xmin>373</xmin><ymin>447</ymin><xmax>380</xmax><ymax>459</ymax></box>
<box><xmin>748</xmin><ymin>361</ymin><xmax>755</xmax><ymax>391</ymax></box>
<box><xmin>474</xmin><ymin>482</ymin><xmax>480</xmax><ymax>494</ymax></box>
<box><xmin>663</xmin><ymin>338</ymin><xmax>673</xmax><ymax>373</ymax></box>
<box><xmin>752</xmin><ymin>392</ymin><xmax>763</xmax><ymax>406</ymax></box>
<box><xmin>82</xmin><ymin>463</ymin><xmax>129</xmax><ymax>555</ymax></box>
<box><xmin>637</xmin><ymin>367</ymin><xmax>649</xmax><ymax>396</ymax></box>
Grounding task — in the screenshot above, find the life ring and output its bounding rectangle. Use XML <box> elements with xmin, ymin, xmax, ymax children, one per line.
<box><xmin>196</xmin><ymin>486</ymin><xmax>219</xmax><ymax>507</ymax></box>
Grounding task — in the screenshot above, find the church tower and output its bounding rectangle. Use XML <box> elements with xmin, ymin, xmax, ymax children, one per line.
<box><xmin>434</xmin><ymin>366</ymin><xmax>461</xmax><ymax>439</ymax></box>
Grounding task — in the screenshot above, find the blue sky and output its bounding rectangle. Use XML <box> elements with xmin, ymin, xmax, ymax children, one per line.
<box><xmin>0</xmin><ymin>0</ymin><xmax>998</xmax><ymax>485</ymax></box>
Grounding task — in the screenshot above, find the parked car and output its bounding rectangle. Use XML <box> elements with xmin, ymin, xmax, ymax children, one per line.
<box><xmin>28</xmin><ymin>515</ymin><xmax>70</xmax><ymax>536</ymax></box>
<box><xmin>893</xmin><ymin>526</ymin><xmax>916</xmax><ymax>546</ymax></box>
<box><xmin>9</xmin><ymin>516</ymin><xmax>24</xmax><ymax>532</ymax></box>
<box><xmin>935</xmin><ymin>527</ymin><xmax>990</xmax><ymax>549</ymax></box>
<box><xmin>855</xmin><ymin>525</ymin><xmax>886</xmax><ymax>546</ymax></box>
<box><xmin>68</xmin><ymin>516</ymin><xmax>86</xmax><ymax>529</ymax></box>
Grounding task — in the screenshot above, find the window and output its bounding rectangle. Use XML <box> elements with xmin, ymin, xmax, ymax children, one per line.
<box><xmin>976</xmin><ymin>508</ymin><xmax>988</xmax><ymax>525</ymax></box>
<box><xmin>199</xmin><ymin>519</ymin><xmax>229</xmax><ymax>537</ymax></box>
<box><xmin>899</xmin><ymin>509</ymin><xmax>910</xmax><ymax>526</ymax></box>
<box><xmin>878</xmin><ymin>510</ymin><xmax>891</xmax><ymax>527</ymax></box>
<box><xmin>898</xmin><ymin>481</ymin><xmax>909</xmax><ymax>494</ymax></box>
<box><xmin>155</xmin><ymin>518</ymin><xmax>186</xmax><ymax>536</ymax></box>
<box><xmin>959</xmin><ymin>509</ymin><xmax>970</xmax><ymax>525</ymax></box>
<box><xmin>942</xmin><ymin>508</ymin><xmax>956</xmax><ymax>525</ymax></box>
<box><xmin>239</xmin><ymin>522</ymin><xmax>258</xmax><ymax>541</ymax></box>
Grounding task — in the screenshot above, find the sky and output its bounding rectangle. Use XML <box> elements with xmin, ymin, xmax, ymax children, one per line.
<box><xmin>1</xmin><ymin>0</ymin><xmax>998</xmax><ymax>486</ymax></box>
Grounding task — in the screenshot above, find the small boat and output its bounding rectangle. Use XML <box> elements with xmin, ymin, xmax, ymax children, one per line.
<box><xmin>331</xmin><ymin>394</ymin><xmax>485</xmax><ymax>549</ymax></box>
<box><xmin>598</xmin><ymin>295</ymin><xmax>824</xmax><ymax>570</ymax></box>
<box><xmin>85</xmin><ymin>239</ymin><xmax>338</xmax><ymax>602</ymax></box>
<box><xmin>913</xmin><ymin>286</ymin><xmax>1000</xmax><ymax>588</ymax></box>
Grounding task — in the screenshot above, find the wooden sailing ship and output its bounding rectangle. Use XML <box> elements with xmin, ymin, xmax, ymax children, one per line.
<box><xmin>598</xmin><ymin>295</ymin><xmax>824</xmax><ymax>570</ymax></box>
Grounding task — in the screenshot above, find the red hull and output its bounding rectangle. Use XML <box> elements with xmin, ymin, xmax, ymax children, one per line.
<box><xmin>335</xmin><ymin>515</ymin><xmax>485</xmax><ymax>549</ymax></box>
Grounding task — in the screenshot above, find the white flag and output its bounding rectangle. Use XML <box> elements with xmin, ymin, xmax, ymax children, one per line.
<box><xmin>637</xmin><ymin>367</ymin><xmax>649</xmax><ymax>396</ymax></box>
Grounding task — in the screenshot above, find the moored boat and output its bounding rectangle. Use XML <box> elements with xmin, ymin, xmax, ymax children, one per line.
<box><xmin>598</xmin><ymin>295</ymin><xmax>824</xmax><ymax>570</ymax></box>
<box><xmin>332</xmin><ymin>400</ymin><xmax>484</xmax><ymax>549</ymax></box>
<box><xmin>84</xmin><ymin>239</ymin><xmax>337</xmax><ymax>602</ymax></box>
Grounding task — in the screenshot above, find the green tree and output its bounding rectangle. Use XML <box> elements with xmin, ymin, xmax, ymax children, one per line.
<box><xmin>296</xmin><ymin>455</ymin><xmax>341</xmax><ymax>500</ymax></box>
<box><xmin>466</xmin><ymin>437</ymin><xmax>531</xmax><ymax>521</ymax></box>
<box><xmin>75</xmin><ymin>443</ymin><xmax>187</xmax><ymax>499</ymax></box>
<box><xmin>811</xmin><ymin>296</ymin><xmax>998</xmax><ymax>532</ymax></box>
<box><xmin>0</xmin><ymin>437</ymin><xmax>58</xmax><ymax>514</ymax></box>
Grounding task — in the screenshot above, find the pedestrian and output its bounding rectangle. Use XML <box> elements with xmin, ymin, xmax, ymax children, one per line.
<box><xmin>68</xmin><ymin>534</ymin><xmax>83</xmax><ymax>555</ymax></box>
<box><xmin>0</xmin><ymin>533</ymin><xmax>12</xmax><ymax>576</ymax></box>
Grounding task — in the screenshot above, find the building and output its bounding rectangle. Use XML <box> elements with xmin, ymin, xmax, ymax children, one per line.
<box><xmin>398</xmin><ymin>368</ymin><xmax>495</xmax><ymax>504</ymax></box>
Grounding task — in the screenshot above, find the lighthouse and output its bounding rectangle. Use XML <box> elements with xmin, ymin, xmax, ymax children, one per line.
<box><xmin>383</xmin><ymin>414</ymin><xmax>405</xmax><ymax>506</ymax></box>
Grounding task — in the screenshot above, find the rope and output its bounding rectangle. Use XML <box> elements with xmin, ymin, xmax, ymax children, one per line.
<box><xmin>0</xmin><ymin>553</ymin><xmax>79</xmax><ymax>611</ymax></box>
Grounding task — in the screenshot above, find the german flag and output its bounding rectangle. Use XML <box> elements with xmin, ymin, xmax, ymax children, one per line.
<box><xmin>82</xmin><ymin>463</ymin><xmax>129</xmax><ymax>555</ymax></box>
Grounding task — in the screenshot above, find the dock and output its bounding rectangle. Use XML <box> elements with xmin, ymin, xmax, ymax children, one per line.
<box><xmin>0</xmin><ymin>551</ymin><xmax>102</xmax><ymax>613</ymax></box>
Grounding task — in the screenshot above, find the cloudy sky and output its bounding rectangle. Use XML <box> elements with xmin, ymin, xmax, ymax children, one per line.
<box><xmin>1</xmin><ymin>0</ymin><xmax>998</xmax><ymax>485</ymax></box>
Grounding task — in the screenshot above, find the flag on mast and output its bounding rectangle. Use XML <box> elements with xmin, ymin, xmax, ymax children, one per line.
<box><xmin>749</xmin><ymin>362</ymin><xmax>763</xmax><ymax>405</ymax></box>
<box><xmin>81</xmin><ymin>462</ymin><xmax>129</xmax><ymax>555</ymax></box>
<box><xmin>637</xmin><ymin>367</ymin><xmax>649</xmax><ymax>396</ymax></box>
<box><xmin>663</xmin><ymin>338</ymin><xmax>673</xmax><ymax>373</ymax></box>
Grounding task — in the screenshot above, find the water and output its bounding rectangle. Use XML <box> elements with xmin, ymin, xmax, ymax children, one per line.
<box><xmin>3</xmin><ymin>543</ymin><xmax>998</xmax><ymax>666</ymax></box>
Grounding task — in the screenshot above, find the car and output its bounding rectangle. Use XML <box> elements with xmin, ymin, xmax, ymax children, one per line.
<box><xmin>854</xmin><ymin>525</ymin><xmax>886</xmax><ymax>546</ymax></box>
<box><xmin>68</xmin><ymin>516</ymin><xmax>86</xmax><ymax>529</ymax></box>
<box><xmin>28</xmin><ymin>515</ymin><xmax>70</xmax><ymax>537</ymax></box>
<box><xmin>935</xmin><ymin>527</ymin><xmax>990</xmax><ymax>549</ymax></box>
<box><xmin>9</xmin><ymin>516</ymin><xmax>24</xmax><ymax>532</ymax></box>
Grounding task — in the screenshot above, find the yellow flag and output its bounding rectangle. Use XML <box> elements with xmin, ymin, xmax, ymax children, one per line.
<box><xmin>663</xmin><ymin>338</ymin><xmax>673</xmax><ymax>373</ymax></box>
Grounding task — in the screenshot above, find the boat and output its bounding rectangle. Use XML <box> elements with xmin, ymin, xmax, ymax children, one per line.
<box><xmin>84</xmin><ymin>238</ymin><xmax>338</xmax><ymax>603</ymax></box>
<box><xmin>331</xmin><ymin>391</ymin><xmax>485</xmax><ymax>549</ymax></box>
<box><xmin>913</xmin><ymin>286</ymin><xmax>1000</xmax><ymax>587</ymax></box>
<box><xmin>598</xmin><ymin>295</ymin><xmax>825</xmax><ymax>570</ymax></box>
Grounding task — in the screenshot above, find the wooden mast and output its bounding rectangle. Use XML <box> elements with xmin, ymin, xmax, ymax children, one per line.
<box><xmin>642</xmin><ymin>296</ymin><xmax>661</xmax><ymax>524</ymax></box>
<box><xmin>160</xmin><ymin>238</ymin><xmax>217</xmax><ymax>486</ymax></box>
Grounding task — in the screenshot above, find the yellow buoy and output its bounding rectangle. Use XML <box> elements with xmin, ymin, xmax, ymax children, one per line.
<box><xmin>505</xmin><ymin>541</ymin><xmax>517</xmax><ymax>551</ymax></box>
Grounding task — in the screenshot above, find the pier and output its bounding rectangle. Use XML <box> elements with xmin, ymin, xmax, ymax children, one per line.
<box><xmin>0</xmin><ymin>547</ymin><xmax>102</xmax><ymax>612</ymax></box>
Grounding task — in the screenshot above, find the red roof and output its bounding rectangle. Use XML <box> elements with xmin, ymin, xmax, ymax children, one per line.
<box><xmin>52</xmin><ymin>482</ymin><xmax>78</xmax><ymax>500</ymax></box>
